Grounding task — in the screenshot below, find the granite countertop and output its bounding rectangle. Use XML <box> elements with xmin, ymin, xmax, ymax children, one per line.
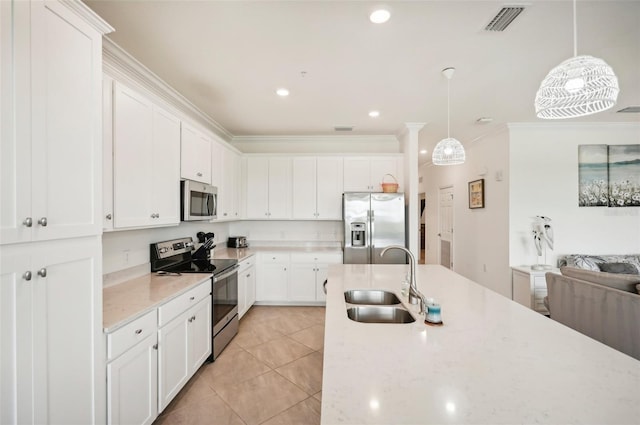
<box><xmin>103</xmin><ymin>273</ymin><xmax>212</xmax><ymax>332</ymax></box>
<box><xmin>322</xmin><ymin>264</ymin><xmax>640</xmax><ymax>424</ymax></box>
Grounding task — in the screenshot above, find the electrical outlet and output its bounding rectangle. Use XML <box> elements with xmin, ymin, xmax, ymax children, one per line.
<box><xmin>123</xmin><ymin>250</ymin><xmax>130</xmax><ymax>265</ymax></box>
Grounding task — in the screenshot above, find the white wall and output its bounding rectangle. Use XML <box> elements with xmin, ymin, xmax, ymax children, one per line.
<box><xmin>509</xmin><ymin>123</ymin><xmax>640</xmax><ymax>268</ymax></box>
<box><xmin>422</xmin><ymin>127</ymin><xmax>511</xmax><ymax>297</ymax></box>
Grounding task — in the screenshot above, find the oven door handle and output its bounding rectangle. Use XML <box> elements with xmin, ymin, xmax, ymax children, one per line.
<box><xmin>213</xmin><ymin>265</ymin><xmax>239</xmax><ymax>282</ymax></box>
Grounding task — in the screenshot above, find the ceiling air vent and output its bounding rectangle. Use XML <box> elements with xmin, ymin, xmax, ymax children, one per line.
<box><xmin>617</xmin><ymin>106</ymin><xmax>640</xmax><ymax>113</ymax></box>
<box><xmin>484</xmin><ymin>6</ymin><xmax>525</xmax><ymax>31</ymax></box>
<box><xmin>334</xmin><ymin>126</ymin><xmax>354</xmax><ymax>132</ymax></box>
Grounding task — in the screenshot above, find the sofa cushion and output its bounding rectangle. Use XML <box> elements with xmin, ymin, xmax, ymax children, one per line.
<box><xmin>598</xmin><ymin>262</ymin><xmax>639</xmax><ymax>275</ymax></box>
<box><xmin>637</xmin><ymin>284</ymin><xmax>640</xmax><ymax>295</ymax></box>
<box><xmin>560</xmin><ymin>266</ymin><xmax>640</xmax><ymax>293</ymax></box>
<box><xmin>559</xmin><ymin>254</ymin><xmax>640</xmax><ymax>272</ymax></box>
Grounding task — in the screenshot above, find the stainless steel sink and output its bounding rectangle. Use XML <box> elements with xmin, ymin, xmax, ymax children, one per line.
<box><xmin>346</xmin><ymin>306</ymin><xmax>415</xmax><ymax>324</ymax></box>
<box><xmin>344</xmin><ymin>290</ymin><xmax>401</xmax><ymax>305</ymax></box>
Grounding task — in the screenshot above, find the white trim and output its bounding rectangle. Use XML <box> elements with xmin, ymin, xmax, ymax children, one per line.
<box><xmin>102</xmin><ymin>37</ymin><xmax>233</xmax><ymax>142</ymax></box>
<box><xmin>231</xmin><ymin>134</ymin><xmax>399</xmax><ymax>145</ymax></box>
<box><xmin>58</xmin><ymin>0</ymin><xmax>114</xmax><ymax>34</ymax></box>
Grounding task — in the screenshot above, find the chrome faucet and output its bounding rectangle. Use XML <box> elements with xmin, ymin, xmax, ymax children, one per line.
<box><xmin>380</xmin><ymin>245</ymin><xmax>426</xmax><ymax>315</ymax></box>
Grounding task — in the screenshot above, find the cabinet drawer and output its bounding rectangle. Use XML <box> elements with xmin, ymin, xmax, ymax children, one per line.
<box><xmin>260</xmin><ymin>253</ymin><xmax>290</xmax><ymax>263</ymax></box>
<box><xmin>533</xmin><ymin>276</ymin><xmax>547</xmax><ymax>289</ymax></box>
<box><xmin>290</xmin><ymin>252</ymin><xmax>342</xmax><ymax>263</ymax></box>
<box><xmin>107</xmin><ymin>310</ymin><xmax>157</xmax><ymax>361</ymax></box>
<box><xmin>158</xmin><ymin>280</ymin><xmax>211</xmax><ymax>327</ymax></box>
<box><xmin>238</xmin><ymin>256</ymin><xmax>256</xmax><ymax>272</ymax></box>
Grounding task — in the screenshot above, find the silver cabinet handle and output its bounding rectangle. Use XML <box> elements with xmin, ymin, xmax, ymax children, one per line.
<box><xmin>106</xmin><ymin>214</ymin><xmax>112</xmax><ymax>220</ymax></box>
<box><xmin>23</xmin><ymin>271</ymin><xmax>32</xmax><ymax>281</ymax></box>
<box><xmin>135</xmin><ymin>329</ymin><xmax>142</xmax><ymax>335</ymax></box>
<box><xmin>38</xmin><ymin>217</ymin><xmax>47</xmax><ymax>227</ymax></box>
<box><xmin>196</xmin><ymin>172</ymin><xmax>203</xmax><ymax>177</ymax></box>
<box><xmin>37</xmin><ymin>268</ymin><xmax>47</xmax><ymax>278</ymax></box>
<box><xmin>23</xmin><ymin>217</ymin><xmax>33</xmax><ymax>227</ymax></box>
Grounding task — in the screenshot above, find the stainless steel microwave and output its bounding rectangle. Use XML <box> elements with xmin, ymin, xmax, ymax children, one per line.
<box><xmin>181</xmin><ymin>179</ymin><xmax>217</xmax><ymax>221</ymax></box>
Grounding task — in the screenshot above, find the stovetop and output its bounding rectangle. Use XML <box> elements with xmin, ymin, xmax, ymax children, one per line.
<box><xmin>150</xmin><ymin>237</ymin><xmax>237</xmax><ymax>276</ymax></box>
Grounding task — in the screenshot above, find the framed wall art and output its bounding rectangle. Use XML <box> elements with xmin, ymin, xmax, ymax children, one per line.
<box><xmin>469</xmin><ymin>179</ymin><xmax>485</xmax><ymax>209</ymax></box>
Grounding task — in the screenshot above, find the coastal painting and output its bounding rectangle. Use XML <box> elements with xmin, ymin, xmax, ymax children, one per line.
<box><xmin>578</xmin><ymin>144</ymin><xmax>609</xmax><ymax>207</ymax></box>
<box><xmin>608</xmin><ymin>144</ymin><xmax>640</xmax><ymax>207</ymax></box>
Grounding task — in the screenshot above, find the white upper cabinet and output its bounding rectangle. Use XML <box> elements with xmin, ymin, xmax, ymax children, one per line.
<box><xmin>219</xmin><ymin>145</ymin><xmax>241</xmax><ymax>220</ymax></box>
<box><xmin>343</xmin><ymin>157</ymin><xmax>400</xmax><ymax>192</ymax></box>
<box><xmin>292</xmin><ymin>157</ymin><xmax>343</xmax><ymax>220</ymax></box>
<box><xmin>245</xmin><ymin>157</ymin><xmax>291</xmax><ymax>219</ymax></box>
<box><xmin>181</xmin><ymin>123</ymin><xmax>212</xmax><ymax>184</ymax></box>
<box><xmin>112</xmin><ymin>82</ymin><xmax>181</xmax><ymax>229</ymax></box>
<box><xmin>1</xmin><ymin>0</ymin><xmax>104</xmax><ymax>245</ymax></box>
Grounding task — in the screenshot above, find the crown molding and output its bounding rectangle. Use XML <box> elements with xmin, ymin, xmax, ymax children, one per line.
<box><xmin>231</xmin><ymin>134</ymin><xmax>399</xmax><ymax>145</ymax></box>
<box><xmin>507</xmin><ymin>122</ymin><xmax>640</xmax><ymax>130</ymax></box>
<box><xmin>59</xmin><ymin>0</ymin><xmax>114</xmax><ymax>34</ymax></box>
<box><xmin>102</xmin><ymin>37</ymin><xmax>233</xmax><ymax>141</ymax></box>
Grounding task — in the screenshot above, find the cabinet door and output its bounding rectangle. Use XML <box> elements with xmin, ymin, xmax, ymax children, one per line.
<box><xmin>31</xmin><ymin>237</ymin><xmax>102</xmax><ymax>425</ymax></box>
<box><xmin>102</xmin><ymin>76</ymin><xmax>115</xmax><ymax>231</ymax></box>
<box><xmin>158</xmin><ymin>314</ymin><xmax>189</xmax><ymax>412</ymax></box>
<box><xmin>107</xmin><ymin>334</ymin><xmax>158</xmax><ymax>425</ymax></box>
<box><xmin>257</xmin><ymin>264</ymin><xmax>288</xmax><ymax>301</ymax></box>
<box><xmin>0</xmin><ymin>0</ymin><xmax>31</xmax><ymax>245</ymax></box>
<box><xmin>316</xmin><ymin>157</ymin><xmax>344</xmax><ymax>219</ymax></box>
<box><xmin>237</xmin><ymin>271</ymin><xmax>247</xmax><ymax>318</ymax></box>
<box><xmin>289</xmin><ymin>264</ymin><xmax>317</xmax><ymax>301</ymax></box>
<box><xmin>369</xmin><ymin>158</ymin><xmax>398</xmax><ymax>193</ymax></box>
<box><xmin>187</xmin><ymin>297</ymin><xmax>212</xmax><ymax>374</ymax></box>
<box><xmin>151</xmin><ymin>106</ymin><xmax>181</xmax><ymax>226</ymax></box>
<box><xmin>245</xmin><ymin>157</ymin><xmax>269</xmax><ymax>219</ymax></box>
<box><xmin>343</xmin><ymin>158</ymin><xmax>372</xmax><ymax>192</ymax></box>
<box><xmin>246</xmin><ymin>266</ymin><xmax>256</xmax><ymax>312</ymax></box>
<box><xmin>113</xmin><ymin>82</ymin><xmax>153</xmax><ymax>228</ymax></box>
<box><xmin>30</xmin><ymin>0</ymin><xmax>103</xmax><ymax>242</ymax></box>
<box><xmin>268</xmin><ymin>158</ymin><xmax>292</xmax><ymax>219</ymax></box>
<box><xmin>181</xmin><ymin>124</ymin><xmax>212</xmax><ymax>184</ymax></box>
<box><xmin>219</xmin><ymin>145</ymin><xmax>237</xmax><ymax>219</ymax></box>
<box><xmin>292</xmin><ymin>158</ymin><xmax>317</xmax><ymax>219</ymax></box>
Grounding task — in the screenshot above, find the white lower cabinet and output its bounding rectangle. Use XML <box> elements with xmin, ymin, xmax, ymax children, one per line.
<box><xmin>107</xmin><ymin>322</ymin><xmax>158</xmax><ymax>425</ymax></box>
<box><xmin>256</xmin><ymin>251</ymin><xmax>341</xmax><ymax>304</ymax></box>
<box><xmin>238</xmin><ymin>256</ymin><xmax>256</xmax><ymax>318</ymax></box>
<box><xmin>158</xmin><ymin>293</ymin><xmax>211</xmax><ymax>413</ymax></box>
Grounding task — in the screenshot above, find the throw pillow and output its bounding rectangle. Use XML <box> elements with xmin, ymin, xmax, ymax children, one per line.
<box><xmin>560</xmin><ymin>266</ymin><xmax>640</xmax><ymax>293</ymax></box>
<box><xmin>598</xmin><ymin>262</ymin><xmax>639</xmax><ymax>275</ymax></box>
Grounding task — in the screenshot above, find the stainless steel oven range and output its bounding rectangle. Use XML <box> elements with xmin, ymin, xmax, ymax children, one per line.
<box><xmin>150</xmin><ymin>237</ymin><xmax>239</xmax><ymax>360</ymax></box>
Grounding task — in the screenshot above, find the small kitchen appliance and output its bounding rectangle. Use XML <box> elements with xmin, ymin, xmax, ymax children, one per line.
<box><xmin>227</xmin><ymin>236</ymin><xmax>248</xmax><ymax>248</ymax></box>
<box><xmin>150</xmin><ymin>237</ymin><xmax>238</xmax><ymax>360</ymax></box>
<box><xmin>181</xmin><ymin>179</ymin><xmax>217</xmax><ymax>221</ymax></box>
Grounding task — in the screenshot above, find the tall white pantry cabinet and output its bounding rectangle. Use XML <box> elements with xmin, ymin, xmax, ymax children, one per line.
<box><xmin>0</xmin><ymin>1</ymin><xmax>112</xmax><ymax>424</ymax></box>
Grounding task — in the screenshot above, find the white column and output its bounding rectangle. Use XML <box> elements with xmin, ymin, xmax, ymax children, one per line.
<box><xmin>402</xmin><ymin>123</ymin><xmax>425</xmax><ymax>260</ymax></box>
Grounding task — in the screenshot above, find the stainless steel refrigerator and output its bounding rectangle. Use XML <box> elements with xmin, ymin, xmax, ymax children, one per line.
<box><xmin>343</xmin><ymin>192</ymin><xmax>407</xmax><ymax>264</ymax></box>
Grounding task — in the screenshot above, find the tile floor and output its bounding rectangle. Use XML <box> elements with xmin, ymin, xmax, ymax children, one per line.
<box><xmin>154</xmin><ymin>306</ymin><xmax>325</xmax><ymax>425</ymax></box>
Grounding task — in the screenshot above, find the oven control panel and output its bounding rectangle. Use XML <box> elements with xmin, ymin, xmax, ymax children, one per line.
<box><xmin>152</xmin><ymin>237</ymin><xmax>194</xmax><ymax>259</ymax></box>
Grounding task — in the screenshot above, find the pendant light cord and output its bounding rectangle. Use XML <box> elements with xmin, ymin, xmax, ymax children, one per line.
<box><xmin>573</xmin><ymin>0</ymin><xmax>577</xmax><ymax>57</ymax></box>
<box><xmin>447</xmin><ymin>78</ymin><xmax>451</xmax><ymax>138</ymax></box>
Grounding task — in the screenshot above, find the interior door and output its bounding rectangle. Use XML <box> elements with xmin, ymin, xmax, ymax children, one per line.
<box><xmin>438</xmin><ymin>186</ymin><xmax>454</xmax><ymax>269</ymax></box>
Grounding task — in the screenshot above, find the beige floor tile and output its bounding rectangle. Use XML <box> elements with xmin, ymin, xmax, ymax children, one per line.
<box><xmin>313</xmin><ymin>391</ymin><xmax>322</xmax><ymax>402</ymax></box>
<box><xmin>154</xmin><ymin>393</ymin><xmax>246</xmax><ymax>425</ymax></box>
<box><xmin>234</xmin><ymin>322</ymin><xmax>285</xmax><ymax>349</ymax></box>
<box><xmin>215</xmin><ymin>371</ymin><xmax>308</xmax><ymax>425</ymax></box>
<box><xmin>201</xmin><ymin>349</ymin><xmax>271</xmax><ymax>392</ymax></box>
<box><xmin>292</xmin><ymin>307</ymin><xmax>326</xmax><ymax>325</ymax></box>
<box><xmin>275</xmin><ymin>352</ymin><xmax>324</xmax><ymax>395</ymax></box>
<box><xmin>160</xmin><ymin>372</ymin><xmax>215</xmax><ymax>416</ymax></box>
<box><xmin>288</xmin><ymin>324</ymin><xmax>325</xmax><ymax>351</ymax></box>
<box><xmin>261</xmin><ymin>313</ymin><xmax>318</xmax><ymax>335</ymax></box>
<box><xmin>245</xmin><ymin>336</ymin><xmax>314</xmax><ymax>369</ymax></box>
<box><xmin>261</xmin><ymin>397</ymin><xmax>321</xmax><ymax>425</ymax></box>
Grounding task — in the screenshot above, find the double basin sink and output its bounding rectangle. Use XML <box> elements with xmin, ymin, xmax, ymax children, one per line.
<box><xmin>344</xmin><ymin>290</ymin><xmax>415</xmax><ymax>324</ymax></box>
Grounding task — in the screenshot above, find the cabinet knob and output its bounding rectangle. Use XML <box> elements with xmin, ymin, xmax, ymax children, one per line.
<box><xmin>197</xmin><ymin>172</ymin><xmax>203</xmax><ymax>177</ymax></box>
<box><xmin>190</xmin><ymin>296</ymin><xmax>195</xmax><ymax>301</ymax></box>
<box><xmin>106</xmin><ymin>214</ymin><xmax>112</xmax><ymax>220</ymax></box>
<box><xmin>37</xmin><ymin>268</ymin><xmax>47</xmax><ymax>278</ymax></box>
<box><xmin>223</xmin><ymin>213</ymin><xmax>227</xmax><ymax>216</ymax></box>
<box><xmin>246</xmin><ymin>274</ymin><xmax>251</xmax><ymax>278</ymax></box>
<box><xmin>135</xmin><ymin>329</ymin><xmax>143</xmax><ymax>335</ymax></box>
<box><xmin>23</xmin><ymin>217</ymin><xmax>33</xmax><ymax>227</ymax></box>
<box><xmin>23</xmin><ymin>271</ymin><xmax>32</xmax><ymax>281</ymax></box>
<box><xmin>38</xmin><ymin>217</ymin><xmax>47</xmax><ymax>227</ymax></box>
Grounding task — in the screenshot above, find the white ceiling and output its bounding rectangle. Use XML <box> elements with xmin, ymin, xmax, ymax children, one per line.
<box><xmin>86</xmin><ymin>0</ymin><xmax>640</xmax><ymax>163</ymax></box>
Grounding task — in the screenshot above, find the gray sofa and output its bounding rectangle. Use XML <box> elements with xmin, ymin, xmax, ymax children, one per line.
<box><xmin>545</xmin><ymin>255</ymin><xmax>640</xmax><ymax>361</ymax></box>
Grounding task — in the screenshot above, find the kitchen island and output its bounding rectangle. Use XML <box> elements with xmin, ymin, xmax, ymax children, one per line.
<box><xmin>322</xmin><ymin>264</ymin><xmax>640</xmax><ymax>424</ymax></box>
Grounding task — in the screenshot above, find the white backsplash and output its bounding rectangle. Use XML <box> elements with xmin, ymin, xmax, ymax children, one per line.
<box><xmin>228</xmin><ymin>220</ymin><xmax>343</xmax><ymax>246</ymax></box>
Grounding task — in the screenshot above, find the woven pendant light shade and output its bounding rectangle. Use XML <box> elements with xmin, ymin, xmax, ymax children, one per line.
<box><xmin>535</xmin><ymin>55</ymin><xmax>619</xmax><ymax>119</ymax></box>
<box><xmin>432</xmin><ymin>137</ymin><xmax>466</xmax><ymax>165</ymax></box>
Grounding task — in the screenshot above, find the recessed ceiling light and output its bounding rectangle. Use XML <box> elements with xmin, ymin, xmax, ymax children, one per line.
<box><xmin>368</xmin><ymin>110</ymin><xmax>380</xmax><ymax>118</ymax></box>
<box><xmin>276</xmin><ymin>88</ymin><xmax>289</xmax><ymax>97</ymax></box>
<box><xmin>420</xmin><ymin>149</ymin><xmax>428</xmax><ymax>154</ymax></box>
<box><xmin>370</xmin><ymin>9</ymin><xmax>390</xmax><ymax>24</ymax></box>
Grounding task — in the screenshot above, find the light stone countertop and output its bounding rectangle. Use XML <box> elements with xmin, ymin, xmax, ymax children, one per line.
<box><xmin>213</xmin><ymin>246</ymin><xmax>342</xmax><ymax>260</ymax></box>
<box><xmin>322</xmin><ymin>264</ymin><xmax>640</xmax><ymax>424</ymax></box>
<box><xmin>103</xmin><ymin>273</ymin><xmax>212</xmax><ymax>332</ymax></box>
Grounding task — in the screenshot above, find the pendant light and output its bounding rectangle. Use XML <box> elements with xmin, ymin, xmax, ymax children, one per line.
<box><xmin>432</xmin><ymin>67</ymin><xmax>465</xmax><ymax>166</ymax></box>
<box><xmin>535</xmin><ymin>0</ymin><xmax>618</xmax><ymax>119</ymax></box>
